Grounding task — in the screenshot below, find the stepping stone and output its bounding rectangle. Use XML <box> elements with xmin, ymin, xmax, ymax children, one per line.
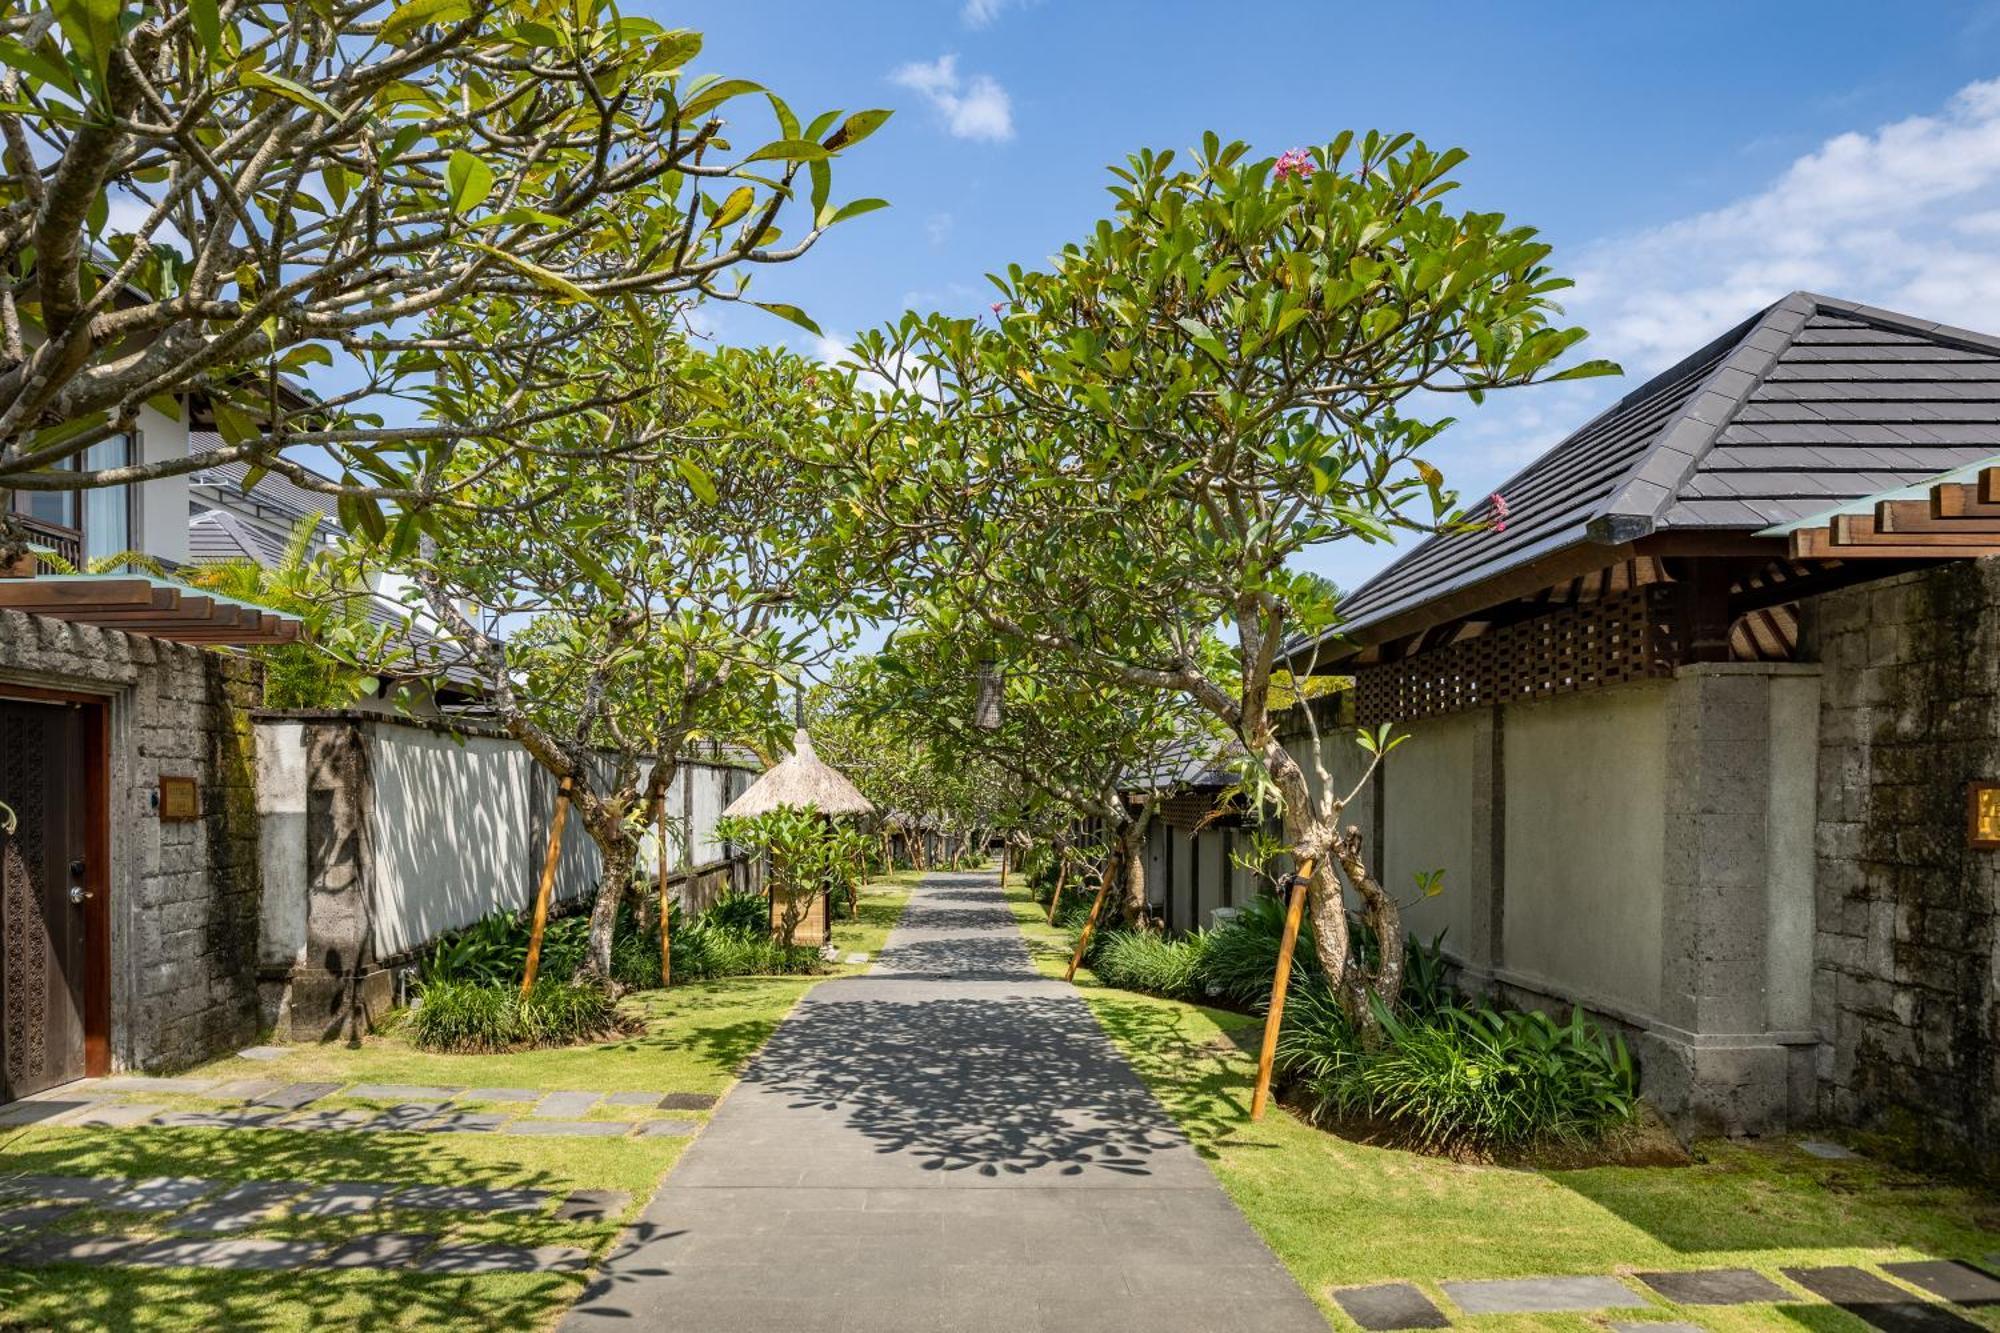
<box><xmin>396</xmin><ymin>1185</ymin><xmax>549</xmax><ymax>1214</ymax></box>
<box><xmin>419</xmin><ymin>1111</ymin><xmax>506</xmax><ymax>1134</ymax></box>
<box><xmin>349</xmin><ymin>1084</ymin><xmax>459</xmax><ymax>1102</ymax></box>
<box><xmin>1783</xmin><ymin>1266</ymin><xmax>1984</xmax><ymax>1332</ymax></box>
<box><xmin>93</xmin><ymin>1077</ymin><xmax>221</xmax><ymax>1094</ymax></box>
<box><xmin>363</xmin><ymin>1104</ymin><xmax>445</xmax><ymax>1132</ymax></box>
<box><xmin>843</xmin><ymin>952</ymin><xmax>869</xmax><ymax>965</ymax></box>
<box><xmin>0</xmin><ymin>1203</ymin><xmax>80</xmax><ymax>1231</ymax></box>
<box><xmin>286</xmin><ymin>1108</ymin><xmax>376</xmax><ymax>1132</ymax></box>
<box><xmin>656</xmin><ymin>1092</ymin><xmax>716</xmax><ymax>1111</ymax></box>
<box><xmin>250</xmin><ymin>1081</ymin><xmax>342</xmax><ymax>1111</ymax></box>
<box><xmin>129</xmin><ymin>1237</ymin><xmax>326</xmax><ymax>1271</ymax></box>
<box><xmin>212</xmin><ymin>1077</ymin><xmax>284</xmax><ymax>1100</ymax></box>
<box><xmin>553</xmin><ymin>1190</ymin><xmax>630</xmax><ymax>1223</ymax></box>
<box><xmin>292</xmin><ymin>1182</ymin><xmax>400</xmax><ymax>1218</ymax></box>
<box><xmin>236</xmin><ymin>1046</ymin><xmax>289</xmax><ymax>1061</ymax></box>
<box><xmin>457</xmin><ymin>1087</ymin><xmax>542</xmax><ymax>1104</ymax></box>
<box><xmin>171</xmin><ymin>1181</ymin><xmax>310</xmax><ymax>1233</ymax></box>
<box><xmin>1801</xmin><ymin>1139</ymin><xmax>1860</xmax><ymax>1160</ymax></box>
<box><xmin>152</xmin><ymin>1109</ymin><xmax>282</xmax><ymax>1130</ymax></box>
<box><xmin>0</xmin><ymin>1100</ymin><xmax>84</xmax><ymax>1127</ymax></box>
<box><xmin>1</xmin><ymin>1233</ymin><xmax>151</xmax><ymax>1266</ymax></box>
<box><xmin>1443</xmin><ymin>1275</ymin><xmax>1646</xmax><ymax>1315</ymax></box>
<box><xmin>1611</xmin><ymin>1324</ymin><xmax>1706</xmax><ymax>1333</ymax></box>
<box><xmin>102</xmin><ymin>1177</ymin><xmax>215</xmax><ymax>1212</ymax></box>
<box><xmin>416</xmin><ymin>1243</ymin><xmax>589</xmax><ymax>1274</ymax></box>
<box><xmin>531</xmin><ymin>1091</ymin><xmax>601</xmax><ymax>1118</ymax></box>
<box><xmin>1882</xmin><ymin>1261</ymin><xmax>2000</xmax><ymax>1309</ymax></box>
<box><xmin>1333</xmin><ymin>1282</ymin><xmax>1450</xmax><ymax>1330</ymax></box>
<box><xmin>69</xmin><ymin>1102</ymin><xmax>165</xmax><ymax>1129</ymax></box>
<box><xmin>0</xmin><ymin>1175</ymin><xmax>130</xmax><ymax>1204</ymax></box>
<box><xmin>634</xmin><ymin>1119</ymin><xmax>699</xmax><ymax>1138</ymax></box>
<box><xmin>502</xmin><ymin>1120</ymin><xmax>628</xmax><ymax>1138</ymax></box>
<box><xmin>602</xmin><ymin>1091</ymin><xmax>668</xmax><ymax>1107</ymax></box>
<box><xmin>1640</xmin><ymin>1268</ymin><xmax>1796</xmax><ymax>1305</ymax></box>
<box><xmin>321</xmin><ymin>1233</ymin><xmax>436</xmax><ymax>1270</ymax></box>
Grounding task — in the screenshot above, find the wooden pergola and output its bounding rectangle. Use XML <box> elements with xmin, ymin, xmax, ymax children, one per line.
<box><xmin>1777</xmin><ymin>460</ymin><xmax>2000</xmax><ymax>560</ymax></box>
<box><xmin>0</xmin><ymin>575</ymin><xmax>302</xmax><ymax>645</ymax></box>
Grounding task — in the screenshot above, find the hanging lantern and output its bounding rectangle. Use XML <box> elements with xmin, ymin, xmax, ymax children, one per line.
<box><xmin>972</xmin><ymin>659</ymin><xmax>1003</xmax><ymax>730</ymax></box>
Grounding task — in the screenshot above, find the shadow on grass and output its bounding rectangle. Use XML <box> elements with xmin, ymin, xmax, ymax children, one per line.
<box><xmin>1086</xmin><ymin>996</ymin><xmax>1264</xmax><ymax>1159</ymax></box>
<box><xmin>0</xmin><ymin>1261</ymin><xmax>577</xmax><ymax>1332</ymax></box>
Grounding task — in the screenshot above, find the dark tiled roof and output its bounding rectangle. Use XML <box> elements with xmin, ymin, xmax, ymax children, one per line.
<box><xmin>187</xmin><ymin>508</ymin><xmax>295</xmax><ymax>566</ymax></box>
<box><xmin>1316</xmin><ymin>292</ymin><xmax>2000</xmax><ymax>650</ymax></box>
<box><xmin>188</xmin><ymin>446</ymin><xmax>341</xmax><ymax>526</ymax></box>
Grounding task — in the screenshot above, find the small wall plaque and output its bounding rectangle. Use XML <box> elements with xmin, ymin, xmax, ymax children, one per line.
<box><xmin>159</xmin><ymin>776</ymin><xmax>200</xmax><ymax>821</ymax></box>
<box><xmin>1970</xmin><ymin>782</ymin><xmax>2000</xmax><ymax>851</ymax></box>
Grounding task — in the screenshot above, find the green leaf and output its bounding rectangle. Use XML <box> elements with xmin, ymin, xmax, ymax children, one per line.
<box><xmin>678</xmin><ymin>78</ymin><xmax>763</xmax><ymax>122</ymax></box>
<box><xmin>674</xmin><ymin>457</ymin><xmax>719</xmax><ymax>504</ymax></box>
<box><xmin>239</xmin><ymin>68</ymin><xmax>340</xmax><ymax>119</ymax></box>
<box><xmin>819</xmin><ymin>197</ymin><xmax>888</xmax><ymax>228</ymax></box>
<box><xmin>0</xmin><ymin>36</ymin><xmax>80</xmax><ymax>100</ymax></box>
<box><xmin>753</xmin><ymin>301</ymin><xmax>821</xmax><ymax>336</ymax></box>
<box><xmin>209</xmin><ymin>400</ymin><xmax>259</xmax><ymax>446</ymax></box>
<box><xmin>380</xmin><ymin>0</ymin><xmax>471</xmax><ymax>46</ymax></box>
<box><xmin>466</xmin><ymin>242</ymin><xmax>598</xmax><ymax>305</ymax></box>
<box><xmin>822</xmin><ymin>108</ymin><xmax>891</xmax><ymax>152</ymax></box>
<box><xmin>743</xmin><ymin>138</ymin><xmax>830</xmax><ymax>164</ymax></box>
<box><xmin>446</xmin><ymin>149</ymin><xmax>494</xmax><ymax>214</ymax></box>
<box><xmin>186</xmin><ymin>0</ymin><xmax>221</xmax><ymax>58</ymax></box>
<box><xmin>49</xmin><ymin>0</ymin><xmax>119</xmax><ymax>101</ymax></box>
<box><xmin>707</xmin><ymin>185</ymin><xmax>755</xmax><ymax>232</ymax></box>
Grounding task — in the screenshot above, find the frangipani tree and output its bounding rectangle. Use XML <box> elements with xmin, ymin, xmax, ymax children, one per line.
<box><xmin>0</xmin><ymin>1</ymin><xmax>885</xmax><ymax>551</ymax></box>
<box><xmin>370</xmin><ymin>337</ymin><xmax>855</xmax><ymax>978</ymax></box>
<box><xmin>818</xmin><ymin>133</ymin><xmax>1613</xmax><ymax>1021</ymax></box>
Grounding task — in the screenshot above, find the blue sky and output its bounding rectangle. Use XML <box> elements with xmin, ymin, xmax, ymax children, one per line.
<box><xmin>677</xmin><ymin>0</ymin><xmax>2000</xmax><ymax>595</ymax></box>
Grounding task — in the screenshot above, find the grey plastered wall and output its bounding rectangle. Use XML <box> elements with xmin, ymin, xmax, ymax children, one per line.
<box><xmin>0</xmin><ymin>608</ymin><xmax>262</xmax><ymax>1073</ymax></box>
<box><xmin>1379</xmin><ymin>710</ymin><xmax>1480</xmax><ymax>955</ymax></box>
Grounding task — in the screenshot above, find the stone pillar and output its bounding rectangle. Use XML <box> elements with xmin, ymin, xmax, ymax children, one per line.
<box><xmin>1463</xmin><ymin>707</ymin><xmax>1505</xmax><ymax>981</ymax></box>
<box><xmin>1650</xmin><ymin>662</ymin><xmax>1822</xmax><ymax>1134</ymax></box>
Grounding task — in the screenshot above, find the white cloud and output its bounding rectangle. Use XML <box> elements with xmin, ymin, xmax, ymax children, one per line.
<box><xmin>925</xmin><ymin>212</ymin><xmax>954</xmax><ymax>247</ymax></box>
<box><xmin>961</xmin><ymin>0</ymin><xmax>1035</xmax><ymax>26</ymax></box>
<box><xmin>889</xmin><ymin>54</ymin><xmax>1014</xmax><ymax>143</ymax></box>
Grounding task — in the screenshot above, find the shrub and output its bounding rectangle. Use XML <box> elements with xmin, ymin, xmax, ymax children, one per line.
<box><xmin>1195</xmin><ymin>893</ymin><xmax>1322</xmax><ymax>1010</ymax></box>
<box><xmin>1294</xmin><ymin>998</ymin><xmax>1638</xmax><ymax>1151</ymax></box>
<box><xmin>410</xmin><ymin>976</ymin><xmax>619</xmax><ymax>1052</ymax></box>
<box><xmin>702</xmin><ymin>891</ymin><xmax>771</xmax><ymax>937</ymax></box>
<box><xmin>1090</xmin><ymin>929</ymin><xmax>1211</xmax><ymax>1001</ymax></box>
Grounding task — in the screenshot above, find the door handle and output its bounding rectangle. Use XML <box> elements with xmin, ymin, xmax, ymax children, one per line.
<box><xmin>69</xmin><ymin>884</ymin><xmax>92</xmax><ymax>905</ymax></box>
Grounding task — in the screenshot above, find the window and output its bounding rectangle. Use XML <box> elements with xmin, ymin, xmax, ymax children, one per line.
<box><xmin>80</xmin><ymin>436</ymin><xmax>133</xmax><ymax>565</ymax></box>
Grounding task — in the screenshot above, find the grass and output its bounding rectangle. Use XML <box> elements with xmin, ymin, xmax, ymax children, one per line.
<box><xmin>0</xmin><ymin>873</ymin><xmax>918</xmax><ymax>1332</ymax></box>
<box><xmin>1004</xmin><ymin>883</ymin><xmax>2000</xmax><ymax>1333</ymax></box>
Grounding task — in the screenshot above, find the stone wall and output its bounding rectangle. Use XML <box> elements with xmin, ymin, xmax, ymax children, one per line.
<box><xmin>1806</xmin><ymin>559</ymin><xmax>2000</xmax><ymax>1155</ymax></box>
<box><xmin>0</xmin><ymin>608</ymin><xmax>262</xmax><ymax>1072</ymax></box>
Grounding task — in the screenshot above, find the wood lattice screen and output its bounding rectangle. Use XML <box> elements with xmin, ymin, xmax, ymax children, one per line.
<box><xmin>1354</xmin><ymin>586</ymin><xmax>1682</xmax><ymax>725</ymax></box>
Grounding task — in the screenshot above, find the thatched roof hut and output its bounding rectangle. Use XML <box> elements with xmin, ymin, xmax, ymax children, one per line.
<box><xmin>722</xmin><ymin>728</ymin><xmax>874</xmax><ymax>820</ymax></box>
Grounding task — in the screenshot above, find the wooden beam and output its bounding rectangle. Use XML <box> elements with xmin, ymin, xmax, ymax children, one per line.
<box><xmin>1792</xmin><ymin>527</ymin><xmax>1999</xmax><ymax>560</ymax></box>
<box><xmin>1930</xmin><ymin>483</ymin><xmax>2000</xmax><ymax>519</ymax></box>
<box><xmin>0</xmin><ymin>580</ymin><xmax>166</xmax><ymax>610</ymax></box>
<box><xmin>1832</xmin><ymin>514</ymin><xmax>2000</xmax><ymax>547</ymax></box>
<box><xmin>1877</xmin><ymin>498</ymin><xmax>2000</xmax><ymax>533</ymax></box>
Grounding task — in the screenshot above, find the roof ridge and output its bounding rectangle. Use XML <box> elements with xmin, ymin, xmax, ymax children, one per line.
<box><xmin>1584</xmin><ymin>291</ymin><xmax>1819</xmax><ymax>543</ymax></box>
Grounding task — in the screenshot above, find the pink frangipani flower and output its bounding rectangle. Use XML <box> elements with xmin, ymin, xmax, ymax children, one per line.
<box><xmin>1490</xmin><ymin>491</ymin><xmax>1510</xmax><ymax>533</ymax></box>
<box><xmin>1273</xmin><ymin>147</ymin><xmax>1316</xmax><ymax>183</ymax></box>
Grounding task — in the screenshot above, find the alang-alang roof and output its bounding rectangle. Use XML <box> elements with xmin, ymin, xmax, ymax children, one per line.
<box><xmin>1297</xmin><ymin>291</ymin><xmax>2000</xmax><ymax>662</ymax></box>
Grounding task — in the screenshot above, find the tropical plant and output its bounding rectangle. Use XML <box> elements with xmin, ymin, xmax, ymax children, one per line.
<box><xmin>818</xmin><ymin>132</ymin><xmax>1615</xmax><ymax>1024</ymax></box>
<box><xmin>1090</xmin><ymin>929</ymin><xmax>1212</xmax><ymax>1001</ymax></box>
<box><xmin>0</xmin><ymin>3</ymin><xmax>888</xmax><ymax>563</ymax></box>
<box><xmin>717</xmin><ymin>806</ymin><xmax>854</xmax><ymax>946</ymax></box>
<box><xmin>409</xmin><ymin>975</ymin><xmax>617</xmax><ymax>1053</ymax></box>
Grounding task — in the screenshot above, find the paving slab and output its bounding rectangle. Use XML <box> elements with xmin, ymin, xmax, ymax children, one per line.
<box><xmin>170</xmin><ymin>1181</ymin><xmax>312</xmax><ymax>1233</ymax></box>
<box><xmin>503</xmin><ymin>1120</ymin><xmax>629</xmax><ymax>1138</ymax></box>
<box><xmin>102</xmin><ymin>1177</ymin><xmax>216</xmax><ymax>1212</ymax></box>
<box><xmin>321</xmin><ymin>1233</ymin><xmax>437</xmax><ymax>1270</ymax></box>
<box><xmin>286</xmin><ymin>1108</ymin><xmax>377</xmax><ymax>1132</ymax></box>
<box><xmin>0</xmin><ymin>1174</ymin><xmax>131</xmax><ymax>1204</ymax></box>
<box><xmin>236</xmin><ymin>1046</ymin><xmax>289</xmax><ymax>1061</ymax></box>
<box><xmin>602</xmin><ymin>1091</ymin><xmax>668</xmax><ymax>1107</ymax></box>
<box><xmin>1443</xmin><ymin>1275</ymin><xmax>1647</xmax><ymax>1315</ymax></box>
<box><xmin>562</xmin><ymin>870</ymin><xmax>1323</xmax><ymax>1333</ymax></box>
<box><xmin>93</xmin><ymin>1077</ymin><xmax>222</xmax><ymax>1094</ymax></box>
<box><xmin>419</xmin><ymin>1243</ymin><xmax>590</xmax><ymax>1274</ymax></box>
<box><xmin>0</xmin><ymin>1099</ymin><xmax>91</xmax><ymax>1126</ymax></box>
<box><xmin>1800</xmin><ymin>1139</ymin><xmax>1861</xmax><ymax>1160</ymax></box>
<box><xmin>532</xmin><ymin>1091</ymin><xmax>602</xmax><ymax>1118</ymax></box>
<box><xmin>1333</xmin><ymin>1281</ymin><xmax>1451</xmax><ymax>1329</ymax></box>
<box><xmin>0</xmin><ymin>1234</ymin><xmax>153</xmax><ymax>1266</ymax></box>
<box><xmin>458</xmin><ymin>1087</ymin><xmax>543</xmax><ymax>1104</ymax></box>
<box><xmin>250</xmin><ymin>1081</ymin><xmax>343</xmax><ymax>1111</ymax></box>
<box><xmin>633</xmin><ymin>1118</ymin><xmax>699</xmax><ymax>1138</ymax></box>
<box><xmin>656</xmin><ymin>1092</ymin><xmax>716</xmax><ymax>1111</ymax></box>
<box><xmin>129</xmin><ymin>1237</ymin><xmax>327</xmax><ymax>1271</ymax></box>
<box><xmin>292</xmin><ymin>1182</ymin><xmax>401</xmax><ymax>1218</ymax></box>
<box><xmin>554</xmin><ymin>1190</ymin><xmax>630</xmax><ymax>1223</ymax></box>
<box><xmin>1783</xmin><ymin>1266</ymin><xmax>1984</xmax><ymax>1332</ymax></box>
<box><xmin>0</xmin><ymin>1203</ymin><xmax>80</xmax><ymax>1231</ymax></box>
<box><xmin>363</xmin><ymin>1104</ymin><xmax>446</xmax><ymax>1132</ymax></box>
<box><xmin>397</xmin><ymin>1185</ymin><xmax>550</xmax><ymax>1214</ymax></box>
<box><xmin>212</xmin><ymin>1077</ymin><xmax>285</xmax><ymax>1100</ymax></box>
<box><xmin>1639</xmin><ymin>1268</ymin><xmax>1796</xmax><ymax>1305</ymax></box>
<box><xmin>69</xmin><ymin>1102</ymin><xmax>165</xmax><ymax>1128</ymax></box>
<box><xmin>151</xmin><ymin>1109</ymin><xmax>283</xmax><ymax>1130</ymax></box>
<box><xmin>1882</xmin><ymin>1261</ymin><xmax>2000</xmax><ymax>1309</ymax></box>
<box><xmin>349</xmin><ymin>1084</ymin><xmax>460</xmax><ymax>1102</ymax></box>
<box><xmin>419</xmin><ymin>1111</ymin><xmax>507</xmax><ymax>1134</ymax></box>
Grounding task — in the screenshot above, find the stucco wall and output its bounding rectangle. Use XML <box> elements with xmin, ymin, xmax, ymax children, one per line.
<box><xmin>1</xmin><ymin>609</ymin><xmax>260</xmax><ymax>1072</ymax></box>
<box><xmin>1380</xmin><ymin>710</ymin><xmax>1478</xmax><ymax>952</ymax></box>
<box><xmin>1502</xmin><ymin>682</ymin><xmax>1669</xmax><ymax>1018</ymax></box>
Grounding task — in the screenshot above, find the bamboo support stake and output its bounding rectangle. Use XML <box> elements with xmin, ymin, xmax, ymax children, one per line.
<box><xmin>1249</xmin><ymin>857</ymin><xmax>1315</xmax><ymax>1121</ymax></box>
<box><xmin>1064</xmin><ymin>849</ymin><xmax>1120</xmax><ymax>983</ymax></box>
<box><xmin>520</xmin><ymin>777</ymin><xmax>573</xmax><ymax>998</ymax></box>
<box><xmin>658</xmin><ymin>799</ymin><xmax>672</xmax><ymax>990</ymax></box>
<box><xmin>999</xmin><ymin>844</ymin><xmax>1009</xmax><ymax>892</ymax></box>
<box><xmin>1045</xmin><ymin>852</ymin><xmax>1071</xmax><ymax>925</ymax></box>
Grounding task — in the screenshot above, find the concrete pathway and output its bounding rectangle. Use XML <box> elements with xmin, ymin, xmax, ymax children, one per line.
<box><xmin>563</xmin><ymin>870</ymin><xmax>1327</xmax><ymax>1333</ymax></box>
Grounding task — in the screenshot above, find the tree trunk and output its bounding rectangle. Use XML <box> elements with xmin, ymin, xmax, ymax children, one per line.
<box><xmin>583</xmin><ymin>834</ymin><xmax>636</xmax><ymax>981</ymax></box>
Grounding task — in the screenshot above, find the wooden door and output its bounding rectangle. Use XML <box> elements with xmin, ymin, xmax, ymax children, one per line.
<box><xmin>1</xmin><ymin>698</ymin><xmax>90</xmax><ymax>1101</ymax></box>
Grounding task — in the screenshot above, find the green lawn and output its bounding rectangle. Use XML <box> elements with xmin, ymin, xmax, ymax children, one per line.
<box><xmin>1004</xmin><ymin>883</ymin><xmax>2000</xmax><ymax>1333</ymax></box>
<box><xmin>0</xmin><ymin>873</ymin><xmax>918</xmax><ymax>1332</ymax></box>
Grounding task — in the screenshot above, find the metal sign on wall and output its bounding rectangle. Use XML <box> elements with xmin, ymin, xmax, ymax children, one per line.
<box><xmin>158</xmin><ymin>776</ymin><xmax>200</xmax><ymax>821</ymax></box>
